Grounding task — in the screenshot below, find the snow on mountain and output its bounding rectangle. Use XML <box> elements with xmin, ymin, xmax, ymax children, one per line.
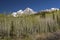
<box><xmin>12</xmin><ymin>12</ymin><xmax>17</xmax><ymax>17</ymax></box>
<box><xmin>12</xmin><ymin>8</ymin><xmax>36</xmax><ymax>17</ymax></box>
<box><xmin>50</xmin><ymin>8</ymin><xmax>59</xmax><ymax>11</ymax></box>
<box><xmin>40</xmin><ymin>8</ymin><xmax>59</xmax><ymax>12</ymax></box>
<box><xmin>12</xmin><ymin>8</ymin><xmax>59</xmax><ymax>17</ymax></box>
<box><xmin>17</xmin><ymin>10</ymin><xmax>23</xmax><ymax>14</ymax></box>
<box><xmin>23</xmin><ymin>8</ymin><xmax>36</xmax><ymax>14</ymax></box>
<box><xmin>12</xmin><ymin>10</ymin><xmax>23</xmax><ymax>17</ymax></box>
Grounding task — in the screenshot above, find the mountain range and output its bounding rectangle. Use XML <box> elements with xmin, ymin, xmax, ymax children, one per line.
<box><xmin>12</xmin><ymin>8</ymin><xmax>36</xmax><ymax>17</ymax></box>
<box><xmin>12</xmin><ymin>8</ymin><xmax>59</xmax><ymax>17</ymax></box>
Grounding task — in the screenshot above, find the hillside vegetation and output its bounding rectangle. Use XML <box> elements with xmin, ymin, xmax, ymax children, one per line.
<box><xmin>0</xmin><ymin>10</ymin><xmax>60</xmax><ymax>40</ymax></box>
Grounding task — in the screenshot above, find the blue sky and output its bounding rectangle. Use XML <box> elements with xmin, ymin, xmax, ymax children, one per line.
<box><xmin>0</xmin><ymin>0</ymin><xmax>60</xmax><ymax>13</ymax></box>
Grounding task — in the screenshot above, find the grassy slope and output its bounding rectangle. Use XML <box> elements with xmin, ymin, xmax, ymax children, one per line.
<box><xmin>0</xmin><ymin>10</ymin><xmax>60</xmax><ymax>40</ymax></box>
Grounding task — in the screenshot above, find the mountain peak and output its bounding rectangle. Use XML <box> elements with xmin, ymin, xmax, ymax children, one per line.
<box><xmin>40</xmin><ymin>8</ymin><xmax>59</xmax><ymax>12</ymax></box>
<box><xmin>24</xmin><ymin>7</ymin><xmax>33</xmax><ymax>11</ymax></box>
<box><xmin>17</xmin><ymin>10</ymin><xmax>23</xmax><ymax>12</ymax></box>
<box><xmin>26</xmin><ymin>7</ymin><xmax>31</xmax><ymax>10</ymax></box>
<box><xmin>23</xmin><ymin>7</ymin><xmax>36</xmax><ymax>14</ymax></box>
<box><xmin>12</xmin><ymin>12</ymin><xmax>17</xmax><ymax>17</ymax></box>
<box><xmin>17</xmin><ymin>10</ymin><xmax>23</xmax><ymax>14</ymax></box>
<box><xmin>51</xmin><ymin>8</ymin><xmax>59</xmax><ymax>10</ymax></box>
<box><xmin>12</xmin><ymin>7</ymin><xmax>36</xmax><ymax>17</ymax></box>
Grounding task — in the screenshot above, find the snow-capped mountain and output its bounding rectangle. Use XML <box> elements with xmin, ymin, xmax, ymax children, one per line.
<box><xmin>17</xmin><ymin>10</ymin><xmax>23</xmax><ymax>14</ymax></box>
<box><xmin>23</xmin><ymin>8</ymin><xmax>36</xmax><ymax>14</ymax></box>
<box><xmin>12</xmin><ymin>8</ymin><xmax>36</xmax><ymax>17</ymax></box>
<box><xmin>51</xmin><ymin>8</ymin><xmax>59</xmax><ymax>10</ymax></box>
<box><xmin>40</xmin><ymin>8</ymin><xmax>59</xmax><ymax>12</ymax></box>
<box><xmin>12</xmin><ymin>8</ymin><xmax>59</xmax><ymax>17</ymax></box>
<box><xmin>12</xmin><ymin>12</ymin><xmax>17</xmax><ymax>17</ymax></box>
